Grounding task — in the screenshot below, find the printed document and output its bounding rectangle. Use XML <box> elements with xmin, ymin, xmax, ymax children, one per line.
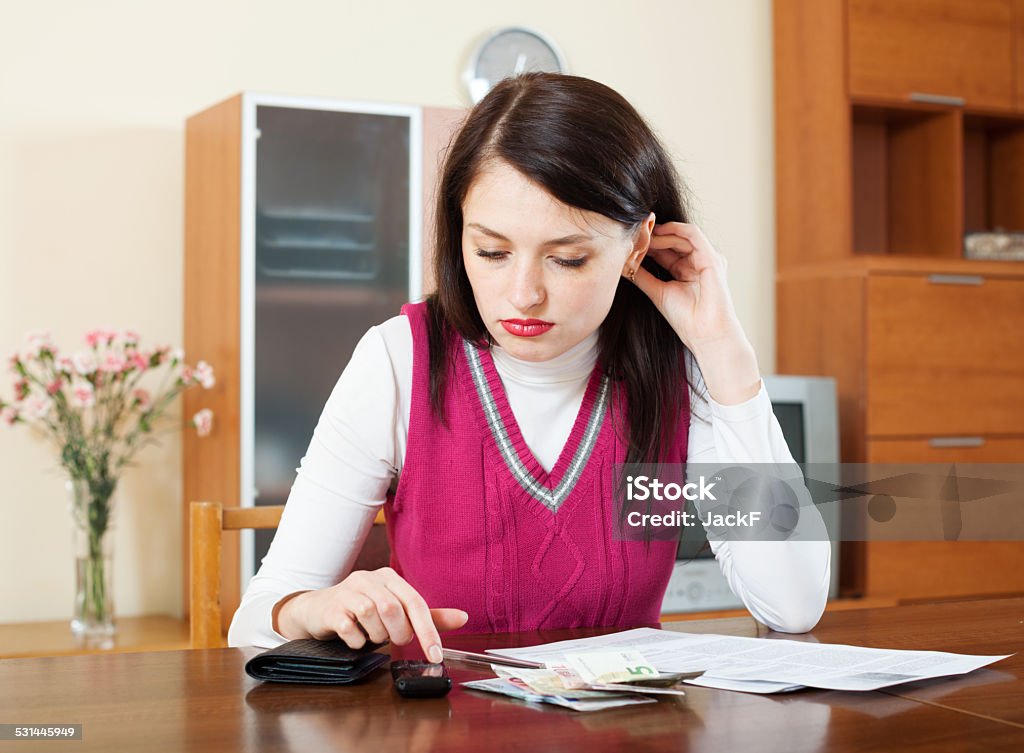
<box><xmin>486</xmin><ymin>628</ymin><xmax>1011</xmax><ymax>694</ymax></box>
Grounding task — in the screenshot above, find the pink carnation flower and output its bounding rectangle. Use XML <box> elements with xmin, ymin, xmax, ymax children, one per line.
<box><xmin>192</xmin><ymin>408</ymin><xmax>213</xmax><ymax>437</ymax></box>
<box><xmin>122</xmin><ymin>330</ymin><xmax>141</xmax><ymax>346</ymax></box>
<box><xmin>132</xmin><ymin>388</ymin><xmax>152</xmax><ymax>410</ymax></box>
<box><xmin>1</xmin><ymin>405</ymin><xmax>18</xmax><ymax>425</ymax></box>
<box><xmin>85</xmin><ymin>329</ymin><xmax>116</xmax><ymax>348</ymax></box>
<box><xmin>24</xmin><ymin>330</ymin><xmax>54</xmax><ymax>355</ymax></box>
<box><xmin>15</xmin><ymin>380</ymin><xmax>30</xmax><ymax>401</ymax></box>
<box><xmin>100</xmin><ymin>352</ymin><xmax>126</xmax><ymax>373</ymax></box>
<box><xmin>72</xmin><ymin>350</ymin><xmax>97</xmax><ymax>376</ymax></box>
<box><xmin>71</xmin><ymin>381</ymin><xmax>95</xmax><ymax>409</ymax></box>
<box><xmin>46</xmin><ymin>378</ymin><xmax>64</xmax><ymax>396</ymax></box>
<box><xmin>24</xmin><ymin>396</ymin><xmax>50</xmax><ymax>420</ymax></box>
<box><xmin>55</xmin><ymin>356</ymin><xmax>73</xmax><ymax>374</ymax></box>
<box><xmin>127</xmin><ymin>351</ymin><xmax>148</xmax><ymax>372</ymax></box>
<box><xmin>194</xmin><ymin>360</ymin><xmax>215</xmax><ymax>389</ymax></box>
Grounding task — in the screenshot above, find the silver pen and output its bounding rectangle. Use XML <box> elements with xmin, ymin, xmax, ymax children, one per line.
<box><xmin>441</xmin><ymin>647</ymin><xmax>546</xmax><ymax>669</ymax></box>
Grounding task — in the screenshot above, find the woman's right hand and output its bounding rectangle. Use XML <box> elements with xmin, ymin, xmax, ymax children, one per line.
<box><xmin>274</xmin><ymin>567</ymin><xmax>469</xmax><ymax>663</ymax></box>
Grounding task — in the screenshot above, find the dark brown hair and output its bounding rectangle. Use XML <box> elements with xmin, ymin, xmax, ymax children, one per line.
<box><xmin>427</xmin><ymin>72</ymin><xmax>697</xmax><ymax>466</ymax></box>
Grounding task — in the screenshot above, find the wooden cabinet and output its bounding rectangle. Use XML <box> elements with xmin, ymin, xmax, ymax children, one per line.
<box><xmin>775</xmin><ymin>0</ymin><xmax>1024</xmax><ymax>603</ymax></box>
<box><xmin>848</xmin><ymin>0</ymin><xmax>1016</xmax><ymax>110</ymax></box>
<box><xmin>183</xmin><ymin>94</ymin><xmax>462</xmax><ymax>630</ymax></box>
<box><xmin>778</xmin><ymin>265</ymin><xmax>1024</xmax><ymax>601</ymax></box>
<box><xmin>1018</xmin><ymin>1</ymin><xmax>1024</xmax><ymax>108</ymax></box>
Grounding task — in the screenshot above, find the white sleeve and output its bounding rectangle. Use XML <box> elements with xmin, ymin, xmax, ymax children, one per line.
<box><xmin>686</xmin><ymin>354</ymin><xmax>831</xmax><ymax>634</ymax></box>
<box><xmin>226</xmin><ymin>319</ymin><xmax>409</xmax><ymax>648</ymax></box>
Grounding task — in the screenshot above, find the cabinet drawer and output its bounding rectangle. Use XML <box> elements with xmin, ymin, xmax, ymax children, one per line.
<box><xmin>866</xmin><ymin>275</ymin><xmax>1024</xmax><ymax>436</ymax></box>
<box><xmin>865</xmin><ymin>541</ymin><xmax>1024</xmax><ymax>601</ymax></box>
<box><xmin>864</xmin><ymin>436</ymin><xmax>1024</xmax><ymax>602</ymax></box>
<box><xmin>867</xmin><ymin>437</ymin><xmax>1024</xmax><ymax>462</ymax></box>
<box><xmin>848</xmin><ymin>0</ymin><xmax>1015</xmax><ymax>110</ymax></box>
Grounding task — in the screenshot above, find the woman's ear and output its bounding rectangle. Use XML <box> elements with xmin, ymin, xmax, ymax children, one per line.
<box><xmin>623</xmin><ymin>212</ymin><xmax>656</xmax><ymax>277</ymax></box>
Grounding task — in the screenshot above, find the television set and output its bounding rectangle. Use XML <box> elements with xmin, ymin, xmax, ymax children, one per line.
<box><xmin>660</xmin><ymin>374</ymin><xmax>842</xmax><ymax>614</ymax></box>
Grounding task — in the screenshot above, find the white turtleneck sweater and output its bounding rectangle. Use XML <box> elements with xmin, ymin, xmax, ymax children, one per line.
<box><xmin>227</xmin><ymin>315</ymin><xmax>831</xmax><ymax>648</ymax></box>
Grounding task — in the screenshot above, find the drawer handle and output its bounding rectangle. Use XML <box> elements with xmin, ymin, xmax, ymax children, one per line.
<box><xmin>927</xmin><ymin>274</ymin><xmax>984</xmax><ymax>286</ymax></box>
<box><xmin>928</xmin><ymin>437</ymin><xmax>985</xmax><ymax>448</ymax></box>
<box><xmin>909</xmin><ymin>92</ymin><xmax>965</xmax><ymax>107</ymax></box>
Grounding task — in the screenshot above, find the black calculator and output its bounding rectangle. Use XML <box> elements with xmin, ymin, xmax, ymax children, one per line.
<box><xmin>390</xmin><ymin>660</ymin><xmax>452</xmax><ymax>698</ymax></box>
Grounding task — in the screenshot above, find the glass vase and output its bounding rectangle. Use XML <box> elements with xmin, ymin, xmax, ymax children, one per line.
<box><xmin>67</xmin><ymin>478</ymin><xmax>117</xmax><ymax>638</ymax></box>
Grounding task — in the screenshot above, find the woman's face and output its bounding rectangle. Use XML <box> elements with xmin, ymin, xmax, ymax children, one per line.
<box><xmin>461</xmin><ymin>160</ymin><xmax>650</xmax><ymax>362</ymax></box>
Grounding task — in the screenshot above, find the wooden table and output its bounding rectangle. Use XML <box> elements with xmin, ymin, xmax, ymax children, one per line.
<box><xmin>0</xmin><ymin>599</ymin><xmax>1021</xmax><ymax>751</ymax></box>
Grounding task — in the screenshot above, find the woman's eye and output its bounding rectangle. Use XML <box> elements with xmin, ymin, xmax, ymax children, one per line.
<box><xmin>554</xmin><ymin>257</ymin><xmax>587</xmax><ymax>269</ymax></box>
<box><xmin>475</xmin><ymin>249</ymin><xmax>507</xmax><ymax>261</ymax></box>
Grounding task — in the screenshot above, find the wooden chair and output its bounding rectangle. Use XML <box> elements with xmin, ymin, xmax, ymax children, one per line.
<box><xmin>189</xmin><ymin>501</ymin><xmax>386</xmax><ymax>649</ymax></box>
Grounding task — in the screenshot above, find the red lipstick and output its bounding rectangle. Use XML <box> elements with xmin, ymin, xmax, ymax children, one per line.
<box><xmin>500</xmin><ymin>319</ymin><xmax>554</xmax><ymax>337</ymax></box>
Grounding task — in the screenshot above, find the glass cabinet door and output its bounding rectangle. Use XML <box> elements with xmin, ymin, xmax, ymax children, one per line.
<box><xmin>251</xmin><ymin>105</ymin><xmax>411</xmax><ymax>566</ymax></box>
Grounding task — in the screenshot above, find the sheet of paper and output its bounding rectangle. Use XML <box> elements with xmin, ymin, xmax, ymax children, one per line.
<box><xmin>486</xmin><ymin>627</ymin><xmax>1013</xmax><ymax>694</ymax></box>
<box><xmin>488</xmin><ymin>628</ymin><xmax>717</xmax><ymax>673</ymax></box>
<box><xmin>683</xmin><ymin>675</ymin><xmax>804</xmax><ymax>694</ymax></box>
<box><xmin>702</xmin><ymin>644</ymin><xmax>1013</xmax><ymax>691</ymax></box>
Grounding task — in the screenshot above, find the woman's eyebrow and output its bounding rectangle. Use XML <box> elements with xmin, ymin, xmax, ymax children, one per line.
<box><xmin>467</xmin><ymin>222</ymin><xmax>595</xmax><ymax>247</ymax></box>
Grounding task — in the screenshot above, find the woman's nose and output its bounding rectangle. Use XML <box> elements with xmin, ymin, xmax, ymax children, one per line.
<box><xmin>508</xmin><ymin>262</ymin><xmax>546</xmax><ymax>311</ymax></box>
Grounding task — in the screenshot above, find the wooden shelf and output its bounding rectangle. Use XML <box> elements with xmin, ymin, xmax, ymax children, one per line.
<box><xmin>963</xmin><ymin>113</ymin><xmax>1024</xmax><ymax>233</ymax></box>
<box><xmin>0</xmin><ymin>615</ymin><xmax>189</xmax><ymax>659</ymax></box>
<box><xmin>852</xmin><ymin>103</ymin><xmax>961</xmax><ymax>258</ymax></box>
<box><xmin>776</xmin><ymin>253</ymin><xmax>1024</xmax><ymax>280</ymax></box>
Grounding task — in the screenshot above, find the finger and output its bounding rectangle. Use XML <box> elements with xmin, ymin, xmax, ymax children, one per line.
<box><xmin>652</xmin><ymin>223</ymin><xmax>717</xmax><ymax>257</ymax></box>
<box><xmin>333</xmin><ymin>613</ymin><xmax>371</xmax><ymax>650</ymax></box>
<box><xmin>648</xmin><ymin>233</ymin><xmax>720</xmax><ymax>275</ymax></box>
<box><xmin>630</xmin><ymin>263</ymin><xmax>669</xmax><ymax>308</ymax></box>
<box><xmin>648</xmin><ymin>231</ymin><xmax>697</xmax><ymax>253</ymax></box>
<box><xmin>347</xmin><ymin>592</ymin><xmax>392</xmax><ymax>645</ymax></box>
<box><xmin>371</xmin><ymin>586</ymin><xmax>416</xmax><ymax>646</ymax></box>
<box><xmin>380</xmin><ymin>569</ymin><xmax>446</xmax><ymax>662</ymax></box>
<box><xmin>645</xmin><ymin>248</ymin><xmax>703</xmax><ymax>285</ymax></box>
<box><xmin>430</xmin><ymin>607</ymin><xmax>470</xmax><ymax>632</ymax></box>
<box><xmin>652</xmin><ymin>221</ymin><xmax>706</xmax><ymax>241</ymax></box>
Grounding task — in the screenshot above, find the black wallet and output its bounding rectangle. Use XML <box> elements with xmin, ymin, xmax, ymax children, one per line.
<box><xmin>244</xmin><ymin>638</ymin><xmax>389</xmax><ymax>685</ymax></box>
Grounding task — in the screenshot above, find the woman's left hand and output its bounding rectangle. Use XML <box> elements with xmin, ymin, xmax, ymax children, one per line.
<box><xmin>632</xmin><ymin>222</ymin><xmax>762</xmax><ymax>405</ymax></box>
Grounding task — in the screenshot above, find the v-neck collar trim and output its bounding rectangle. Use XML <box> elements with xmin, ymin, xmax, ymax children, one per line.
<box><xmin>462</xmin><ymin>339</ymin><xmax>609</xmax><ymax>513</ymax></box>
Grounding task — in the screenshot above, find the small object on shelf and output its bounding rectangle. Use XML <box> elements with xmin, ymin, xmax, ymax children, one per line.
<box><xmin>964</xmin><ymin>231</ymin><xmax>1024</xmax><ymax>261</ymax></box>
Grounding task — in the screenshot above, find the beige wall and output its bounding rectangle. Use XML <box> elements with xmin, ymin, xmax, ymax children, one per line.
<box><xmin>0</xmin><ymin>0</ymin><xmax>775</xmax><ymax>622</ymax></box>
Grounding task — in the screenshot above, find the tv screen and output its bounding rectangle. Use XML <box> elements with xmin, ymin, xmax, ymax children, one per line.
<box><xmin>771</xmin><ymin>402</ymin><xmax>806</xmax><ymax>465</ymax></box>
<box><xmin>676</xmin><ymin>397</ymin><xmax>807</xmax><ymax>560</ymax></box>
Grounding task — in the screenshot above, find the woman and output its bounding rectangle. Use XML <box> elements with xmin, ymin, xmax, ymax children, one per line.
<box><xmin>228</xmin><ymin>73</ymin><xmax>830</xmax><ymax>660</ymax></box>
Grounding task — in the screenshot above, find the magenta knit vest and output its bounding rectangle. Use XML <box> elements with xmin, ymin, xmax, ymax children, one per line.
<box><xmin>384</xmin><ymin>301</ymin><xmax>688</xmax><ymax>634</ymax></box>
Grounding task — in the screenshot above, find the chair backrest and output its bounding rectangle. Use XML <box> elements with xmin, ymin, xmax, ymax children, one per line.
<box><xmin>188</xmin><ymin>501</ymin><xmax>386</xmax><ymax>649</ymax></box>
